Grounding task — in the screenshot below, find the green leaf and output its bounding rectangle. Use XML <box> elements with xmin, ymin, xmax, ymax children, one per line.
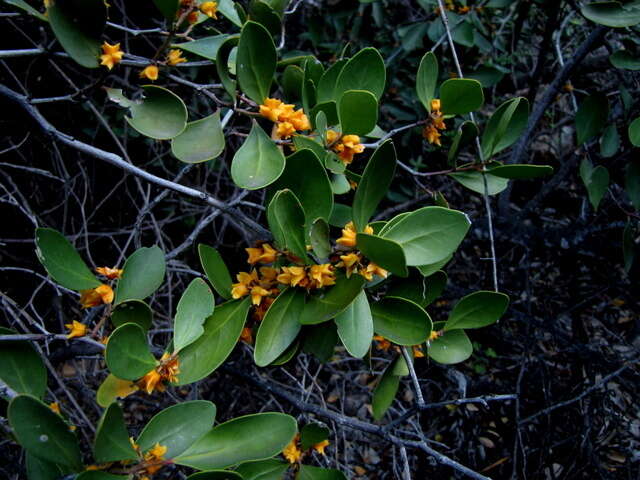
<box><xmin>172</xmin><ymin>34</ymin><xmax>229</xmax><ymax>60</ymax></box>
<box><xmin>448</xmin><ymin>121</ymin><xmax>479</xmax><ymax>164</ymax></box>
<box><xmin>105</xmin><ymin>323</ymin><xmax>156</xmax><ymax>380</ymax></box>
<box><xmin>107</xmin><ymin>86</ymin><xmax>188</xmax><ymax>140</ymax></box>
<box><xmin>488</xmin><ymin>164</ymin><xmax>554</xmax><ymax>179</ymax></box>
<box><xmin>175</xmin><ymin>413</ymin><xmax>297</xmax><ymax>470</ymax></box>
<box><xmin>600</xmin><ymin>125</ymin><xmax>620</xmax><ymax>158</ymax></box>
<box><xmin>5</xmin><ymin>0</ymin><xmax>48</xmax><ymax>21</ymax></box>
<box><xmin>440</xmin><ymin>78</ymin><xmax>484</xmax><ymax>115</ymax></box>
<box><xmin>416</xmin><ymin>51</ymin><xmax>438</xmax><ymax>111</ymax></box>
<box><xmin>356</xmin><ymin>233</ymin><xmax>408</xmax><ymax>277</ymax></box>
<box><xmin>26</xmin><ymin>453</ymin><xmax>68</xmax><ymax>480</ymax></box>
<box><xmin>35</xmin><ymin>228</ymin><xmax>100</xmax><ymax>291</ymax></box>
<box><xmin>372</xmin><ymin>357</ymin><xmax>406</xmax><ymax>420</ymax></box>
<box><xmin>235</xmin><ymin>459</ymin><xmax>289</xmax><ymax>480</ymax></box>
<box><xmin>317</xmin><ymin>59</ymin><xmax>348</xmax><ymax>103</ymax></box>
<box><xmin>310</xmin><ymin>218</ymin><xmax>332</xmax><ymax>260</ymax></box>
<box><xmin>171</xmin><ymin>111</ymin><xmax>225</xmax><ymax>164</ymax></box>
<box><xmin>111</xmin><ymin>300</ymin><xmax>152</xmax><ymax>331</ymax></box>
<box><xmin>283</xmin><ymin>64</ymin><xmax>304</xmax><ymax>101</ymax></box>
<box><xmin>96</xmin><ymin>374</ymin><xmax>138</xmax><ymax>408</ymax></box>
<box><xmin>352</xmin><ymin>140</ymin><xmax>397</xmax><ymax>231</ymax></box>
<box><xmin>610</xmin><ymin>50</ymin><xmax>640</xmax><ymax>70</ymax></box>
<box><xmin>302</xmin><ymin>323</ymin><xmax>338</xmax><ymax>362</ymax></box>
<box><xmin>416</xmin><ymin>254</ymin><xmax>452</xmax><ymax>277</ymax></box>
<box><xmin>199</xmin><ymin>244</ymin><xmax>233</xmax><ymax>300</ymax></box>
<box><xmin>254</xmin><ymin>289</ymin><xmax>305</xmax><ymax>366</ymax></box>
<box><xmin>628</xmin><ymin>116</ymin><xmax>640</xmax><ymax>146</ymax></box>
<box><xmin>428</xmin><ymin>329</ymin><xmax>472</xmax><ymax>364</ymax></box>
<box><xmin>300</xmin><ymin>423</ymin><xmax>330</xmax><ymax>450</ymax></box>
<box><xmin>449</xmin><ymin>170</ymin><xmax>509</xmax><ymax>195</ymax></box>
<box><xmin>217</xmin><ymin>0</ymin><xmax>243</xmax><ymax>26</ymax></box>
<box><xmin>576</xmin><ymin>93</ymin><xmax>609</xmax><ymax>145</ymax></box>
<box><xmin>0</xmin><ymin>328</ymin><xmax>47</xmax><ymax>399</ymax></box>
<box><xmin>248</xmin><ymin>0</ymin><xmax>281</xmax><ymax>35</ymax></box>
<box><xmin>310</xmin><ymin>101</ymin><xmax>339</xmax><ymax>128</ymax></box>
<box><xmin>186</xmin><ymin>472</ymin><xmax>243</xmax><ymax>480</ymax></box>
<box><xmin>381</xmin><ymin>207</ymin><xmax>470</xmax><ymax>266</ymax></box>
<box><xmin>115</xmin><ymin>246</ymin><xmax>165</xmax><ymax>305</ymax></box>
<box><xmin>300</xmin><ymin>274</ymin><xmax>366</xmax><ymax>325</ymax></box>
<box><xmin>445</xmin><ymin>291</ymin><xmax>509</xmax><ymax>330</ymax></box>
<box><xmin>581</xmin><ymin>2</ymin><xmax>640</xmax><ymax>27</ymax></box>
<box><xmin>335</xmin><ymin>290</ymin><xmax>373</xmax><ymax>358</ymax></box>
<box><xmin>216</xmin><ymin>36</ymin><xmax>240</xmax><ymax>99</ymax></box>
<box><xmin>177</xmin><ymin>298</ymin><xmax>250</xmax><ymax>385</ymax></box>
<box><xmin>153</xmin><ymin>0</ymin><xmax>179</xmax><ymax>19</ymax></box>
<box><xmin>302</xmin><ymin>79</ymin><xmax>317</xmax><ymax>122</ymax></box>
<box><xmin>580</xmin><ymin>159</ymin><xmax>609</xmax><ymax>211</ymax></box>
<box><xmin>338</xmin><ymin>90</ymin><xmax>378</xmax><ymax>136</ymax></box>
<box><xmin>298</xmin><ymin>465</ymin><xmax>347</xmax><ymax>480</ymax></box>
<box><xmin>94</xmin><ymin>403</ymin><xmax>137</xmax><ymax>464</ymax></box>
<box><xmin>236</xmin><ymin>21</ymin><xmax>276</xmax><ymax>103</ymax></box>
<box><xmin>329</xmin><ymin>203</ymin><xmax>352</xmax><ymax>227</ymax></box>
<box><xmin>335</xmin><ymin>47</ymin><xmax>386</xmax><ymax>100</ymax></box>
<box><xmin>173</xmin><ymin>278</ymin><xmax>215</xmax><ymax>353</ymax></box>
<box><xmin>75</xmin><ymin>473</ymin><xmax>127</xmax><ymax>480</ymax></box>
<box><xmin>270</xmin><ymin>149</ymin><xmax>333</xmax><ymax>226</ymax></box>
<box><xmin>481</xmin><ymin>97</ymin><xmax>529</xmax><ymax>158</ymax></box>
<box><xmin>8</xmin><ymin>395</ymin><xmax>82</xmax><ymax>469</ymax></box>
<box><xmin>137</xmin><ymin>400</ymin><xmax>216</xmax><ymax>459</ymax></box>
<box><xmin>231</xmin><ymin>121</ymin><xmax>285</xmax><ymax>190</ymax></box>
<box><xmin>386</xmin><ymin>270</ymin><xmax>446</xmax><ymax>308</ymax></box>
<box><xmin>371</xmin><ymin>297</ymin><xmax>432</xmax><ymax>345</ymax></box>
<box><xmin>267</xmin><ymin>189</ymin><xmax>308</xmax><ymax>261</ymax></box>
<box><xmin>47</xmin><ymin>0</ymin><xmax>106</xmax><ymax>68</ymax></box>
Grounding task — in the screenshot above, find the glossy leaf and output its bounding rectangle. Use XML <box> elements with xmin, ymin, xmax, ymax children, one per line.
<box><xmin>173</xmin><ymin>278</ymin><xmax>215</xmax><ymax>353</ymax></box>
<box><xmin>338</xmin><ymin>90</ymin><xmax>378</xmax><ymax>136</ymax></box>
<box><xmin>235</xmin><ymin>459</ymin><xmax>289</xmax><ymax>480</ymax></box>
<box><xmin>381</xmin><ymin>206</ymin><xmax>470</xmax><ymax>266</ymax></box>
<box><xmin>386</xmin><ymin>270</ymin><xmax>446</xmax><ymax>308</ymax></box>
<box><xmin>445</xmin><ymin>291</ymin><xmax>509</xmax><ymax>330</ymax></box>
<box><xmin>416</xmin><ymin>51</ymin><xmax>438</xmax><ymax>111</ymax></box>
<box><xmin>283</xmin><ymin>64</ymin><xmax>304</xmax><ymax>100</ymax></box>
<box><xmin>26</xmin><ymin>454</ymin><xmax>68</xmax><ymax>480</ymax></box>
<box><xmin>172</xmin><ymin>111</ymin><xmax>225</xmax><ymax>163</ymax></box>
<box><xmin>329</xmin><ymin>203</ymin><xmax>352</xmax><ymax>227</ymax></box>
<box><xmin>173</xmin><ymin>34</ymin><xmax>229</xmax><ymax>60</ymax></box>
<box><xmin>199</xmin><ymin>244</ymin><xmax>233</xmax><ymax>300</ymax></box>
<box><xmin>428</xmin><ymin>328</ymin><xmax>473</xmax><ymax>364</ymax></box>
<box><xmin>352</xmin><ymin>140</ymin><xmax>397</xmax><ymax>231</ymax></box>
<box><xmin>488</xmin><ymin>164</ymin><xmax>553</xmax><ymax>179</ymax></box>
<box><xmin>94</xmin><ymin>403</ymin><xmax>137</xmax><ymax>463</ymax></box>
<box><xmin>231</xmin><ymin>121</ymin><xmax>285</xmax><ymax>190</ymax></box>
<box><xmin>302</xmin><ymin>323</ymin><xmax>338</xmax><ymax>362</ymax></box>
<box><xmin>440</xmin><ymin>78</ymin><xmax>484</xmax><ymax>115</ymax></box>
<box><xmin>576</xmin><ymin>93</ymin><xmax>608</xmax><ymax>145</ymax></box>
<box><xmin>111</xmin><ymin>300</ymin><xmax>152</xmax><ymax>331</ymax></box>
<box><xmin>249</xmin><ymin>0</ymin><xmax>281</xmax><ymax>35</ymax></box>
<box><xmin>8</xmin><ymin>395</ymin><xmax>82</xmax><ymax>469</ymax></box>
<box><xmin>267</xmin><ymin>189</ymin><xmax>308</xmax><ymax>261</ymax></box>
<box><xmin>300</xmin><ymin>274</ymin><xmax>366</xmax><ymax>325</ymax></box>
<box><xmin>175</xmin><ymin>413</ymin><xmax>297</xmax><ymax>470</ymax></box>
<box><xmin>600</xmin><ymin>125</ymin><xmax>620</xmax><ymax>158</ymax></box>
<box><xmin>6</xmin><ymin>0</ymin><xmax>48</xmax><ymax>21</ymax></box>
<box><xmin>35</xmin><ymin>228</ymin><xmax>100</xmax><ymax>290</ymax></box>
<box><xmin>356</xmin><ymin>233</ymin><xmax>408</xmax><ymax>277</ymax></box>
<box><xmin>105</xmin><ymin>323</ymin><xmax>156</xmax><ymax>380</ymax></box>
<box><xmin>0</xmin><ymin>328</ymin><xmax>47</xmax><ymax>399</ymax></box>
<box><xmin>335</xmin><ymin>290</ymin><xmax>373</xmax><ymax>358</ymax></box>
<box><xmin>115</xmin><ymin>246</ymin><xmax>165</xmax><ymax>305</ymax></box>
<box><xmin>449</xmin><ymin>170</ymin><xmax>509</xmax><ymax>195</ymax></box>
<box><xmin>177</xmin><ymin>298</ymin><xmax>250</xmax><ymax>385</ymax></box>
<box><xmin>416</xmin><ymin>254</ymin><xmax>452</xmax><ymax>277</ymax></box>
<box><xmin>371</xmin><ymin>297</ymin><xmax>432</xmax><ymax>345</ymax></box>
<box><xmin>335</xmin><ymin>47</ymin><xmax>386</xmax><ymax>100</ymax></box>
<box><xmin>254</xmin><ymin>289</ymin><xmax>305</xmax><ymax>366</ymax></box>
<box><xmin>137</xmin><ymin>400</ymin><xmax>216</xmax><ymax>459</ymax></box>
<box><xmin>481</xmin><ymin>97</ymin><xmax>529</xmax><ymax>158</ymax></box>
<box><xmin>236</xmin><ymin>21</ymin><xmax>276</xmax><ymax>103</ymax></box>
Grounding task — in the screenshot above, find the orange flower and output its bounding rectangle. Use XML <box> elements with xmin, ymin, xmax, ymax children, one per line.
<box><xmin>423</xmin><ymin>125</ymin><xmax>441</xmax><ymax>146</ymax></box>
<box><xmin>276</xmin><ymin>121</ymin><xmax>296</xmax><ymax>139</ymax></box>
<box><xmin>277</xmin><ymin>266</ymin><xmax>307</xmax><ymax>287</ymax></box>
<box><xmin>373</xmin><ymin>335</ymin><xmax>391</xmax><ymax>351</ymax></box>
<box><xmin>336</xmin><ymin>221</ymin><xmax>373</xmax><ymax>248</ymax></box>
<box><xmin>95</xmin><ymin>266</ymin><xmax>123</xmax><ymax>279</ymax></box>
<box><xmin>137</xmin><ymin>353</ymin><xmax>179</xmax><ymax>394</ymax></box>
<box><xmin>259</xmin><ymin>98</ymin><xmax>285</xmax><ymax>122</ymax></box>
<box><xmin>250</xmin><ymin>286</ymin><xmax>271</xmax><ymax>306</ymax></box>
<box><xmin>337</xmin><ymin>252</ymin><xmax>361</xmax><ymax>277</ymax></box>
<box><xmin>142</xmin><ymin>443</ymin><xmax>167</xmax><ymax>475</ymax></box>
<box><xmin>199</xmin><ymin>1</ymin><xmax>218</xmax><ymax>18</ymax></box>
<box><xmin>65</xmin><ymin>320</ymin><xmax>87</xmax><ymax>339</ymax></box>
<box><xmin>288</xmin><ymin>109</ymin><xmax>310</xmax><ymax>131</ymax></box>
<box><xmin>246</xmin><ymin>243</ymin><xmax>278</xmax><ymax>264</ymax></box>
<box><xmin>308</xmin><ymin>264</ymin><xmax>335</xmax><ymax>288</ymax></box>
<box><xmin>282</xmin><ymin>434</ymin><xmax>303</xmax><ymax>463</ymax></box>
<box><xmin>139</xmin><ymin>65</ymin><xmax>159</xmax><ymax>81</ymax></box>
<box><xmin>49</xmin><ymin>402</ymin><xmax>61</xmax><ymax>414</ymax></box>
<box><xmin>332</xmin><ymin>134</ymin><xmax>365</xmax><ymax>165</ymax></box>
<box><xmin>240</xmin><ymin>327</ymin><xmax>253</xmax><ymax>344</ymax></box>
<box><xmin>412</xmin><ymin>345</ymin><xmax>425</xmax><ymax>358</ymax></box>
<box><xmin>79</xmin><ymin>284</ymin><xmax>114</xmax><ymax>308</ymax></box>
<box><xmin>359</xmin><ymin>262</ymin><xmax>388</xmax><ymax>281</ymax></box>
<box><xmin>100</xmin><ymin>42</ymin><xmax>124</xmax><ymax>70</ymax></box>
<box><xmin>428</xmin><ymin>330</ymin><xmax>440</xmax><ymax>342</ymax></box>
<box><xmin>430</xmin><ymin>99</ymin><xmax>441</xmax><ymax>112</ymax></box>
<box><xmin>166</xmin><ymin>49</ymin><xmax>187</xmax><ymax>66</ymax></box>
<box><xmin>313</xmin><ymin>439</ymin><xmax>330</xmax><ymax>455</ymax></box>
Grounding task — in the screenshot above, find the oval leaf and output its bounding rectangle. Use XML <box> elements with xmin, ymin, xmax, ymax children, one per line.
<box><xmin>171</xmin><ymin>111</ymin><xmax>225</xmax><ymax>163</ymax></box>
<box><xmin>0</xmin><ymin>328</ymin><xmax>47</xmax><ymax>399</ymax></box>
<box><xmin>231</xmin><ymin>121</ymin><xmax>285</xmax><ymax>190</ymax></box>
<box><xmin>267</xmin><ymin>189</ymin><xmax>308</xmax><ymax>261</ymax></box>
<box><xmin>94</xmin><ymin>403</ymin><xmax>137</xmax><ymax>463</ymax></box>
<box><xmin>236</xmin><ymin>21</ymin><xmax>276</xmax><ymax>103</ymax></box>
<box><xmin>576</xmin><ymin>93</ymin><xmax>608</xmax><ymax>145</ymax></box>
<box><xmin>445</xmin><ymin>291</ymin><xmax>509</xmax><ymax>330</ymax></box>
<box><xmin>371</xmin><ymin>297</ymin><xmax>432</xmax><ymax>345</ymax></box>
<box><xmin>105</xmin><ymin>323</ymin><xmax>156</xmax><ymax>380</ymax></box>
<box><xmin>488</xmin><ymin>164</ymin><xmax>553</xmax><ymax>179</ymax></box>
<box><xmin>416</xmin><ymin>51</ymin><xmax>438</xmax><ymax>111</ymax></box>
<box><xmin>173</xmin><ymin>278</ymin><xmax>215</xmax><ymax>353</ymax></box>
<box><xmin>125</xmin><ymin>86</ymin><xmax>188</xmax><ymax>140</ymax></box>
<box><xmin>440</xmin><ymin>78</ymin><xmax>484</xmax><ymax>115</ymax></box>
<box><xmin>111</xmin><ymin>300</ymin><xmax>152</xmax><ymax>331</ymax></box>
<box><xmin>356</xmin><ymin>233</ymin><xmax>408</xmax><ymax>277</ymax></box>
<box><xmin>338</xmin><ymin>90</ymin><xmax>378</xmax><ymax>136</ymax></box>
<box><xmin>115</xmin><ymin>246</ymin><xmax>166</xmax><ymax>305</ymax></box>
<box><xmin>300</xmin><ymin>274</ymin><xmax>366</xmax><ymax>325</ymax></box>
<box><xmin>335</xmin><ymin>290</ymin><xmax>373</xmax><ymax>358</ymax></box>
<box><xmin>335</xmin><ymin>47</ymin><xmax>386</xmax><ymax>100</ymax></box>
<box><xmin>428</xmin><ymin>329</ymin><xmax>472</xmax><ymax>364</ymax></box>
<box><xmin>199</xmin><ymin>244</ymin><xmax>233</xmax><ymax>300</ymax></box>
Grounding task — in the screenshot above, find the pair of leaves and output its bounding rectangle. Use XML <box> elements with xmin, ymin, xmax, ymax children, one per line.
<box><xmin>580</xmin><ymin>158</ymin><xmax>610</xmax><ymax>211</ymax></box>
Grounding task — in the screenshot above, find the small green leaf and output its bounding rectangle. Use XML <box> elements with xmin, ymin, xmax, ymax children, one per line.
<box><xmin>0</xmin><ymin>328</ymin><xmax>47</xmax><ymax>399</ymax></box>
<box><xmin>335</xmin><ymin>47</ymin><xmax>386</xmax><ymax>100</ymax></box>
<box><xmin>580</xmin><ymin>158</ymin><xmax>609</xmax><ymax>211</ymax></box>
<box><xmin>576</xmin><ymin>93</ymin><xmax>608</xmax><ymax>145</ymax></box>
<box><xmin>310</xmin><ymin>218</ymin><xmax>332</xmax><ymax>260</ymax></box>
<box><xmin>481</xmin><ymin>97</ymin><xmax>529</xmax><ymax>158</ymax></box>
<box><xmin>171</xmin><ymin>111</ymin><xmax>225</xmax><ymax>164</ymax></box>
<box><xmin>254</xmin><ymin>289</ymin><xmax>305</xmax><ymax>366</ymax></box>
<box><xmin>371</xmin><ymin>297</ymin><xmax>432</xmax><ymax>345</ymax></box>
<box><xmin>609</xmin><ymin>50</ymin><xmax>640</xmax><ymax>70</ymax></box>
<box><xmin>416</xmin><ymin>254</ymin><xmax>452</xmax><ymax>277</ymax></box>
<box><xmin>111</xmin><ymin>300</ymin><xmax>152</xmax><ymax>331</ymax></box>
<box><xmin>35</xmin><ymin>228</ymin><xmax>100</xmax><ymax>291</ymax></box>
<box><xmin>445</xmin><ymin>291</ymin><xmax>509</xmax><ymax>330</ymax></box>
<box><xmin>338</xmin><ymin>90</ymin><xmax>378</xmax><ymax>136</ymax></box>
<box><xmin>199</xmin><ymin>244</ymin><xmax>233</xmax><ymax>300</ymax></box>
<box><xmin>352</xmin><ymin>140</ymin><xmax>397</xmax><ymax>231</ymax></box>
<box><xmin>231</xmin><ymin>121</ymin><xmax>285</xmax><ymax>190</ymax></box>
<box><xmin>600</xmin><ymin>125</ymin><xmax>620</xmax><ymax>158</ymax></box>
<box><xmin>628</xmin><ymin>116</ymin><xmax>640</xmax><ymax>146</ymax></box>
<box><xmin>236</xmin><ymin>21</ymin><xmax>276</xmax><ymax>103</ymax></box>
<box><xmin>267</xmin><ymin>189</ymin><xmax>308</xmax><ymax>261</ymax></box>
<box><xmin>115</xmin><ymin>246</ymin><xmax>165</xmax><ymax>305</ymax></box>
<box><xmin>248</xmin><ymin>0</ymin><xmax>281</xmax><ymax>35</ymax></box>
<box><xmin>300</xmin><ymin>424</ymin><xmax>330</xmax><ymax>450</ymax></box>
<box><xmin>581</xmin><ymin>2</ymin><xmax>640</xmax><ymax>27</ymax></box>
<box><xmin>172</xmin><ymin>34</ymin><xmax>229</xmax><ymax>60</ymax></box>
<box><xmin>329</xmin><ymin>203</ymin><xmax>352</xmax><ymax>227</ymax></box>
<box><xmin>186</xmin><ymin>472</ymin><xmax>243</xmax><ymax>480</ymax></box>
<box><xmin>335</xmin><ymin>290</ymin><xmax>373</xmax><ymax>358</ymax></box>
<box><xmin>298</xmin><ymin>465</ymin><xmax>347</xmax><ymax>480</ymax></box>
<box><xmin>488</xmin><ymin>164</ymin><xmax>554</xmax><ymax>179</ymax></box>
<box><xmin>8</xmin><ymin>395</ymin><xmax>82</xmax><ymax>469</ymax></box>
<box><xmin>428</xmin><ymin>329</ymin><xmax>472</xmax><ymax>364</ymax></box>
<box><xmin>300</xmin><ymin>274</ymin><xmax>366</xmax><ymax>325</ymax></box>
<box><xmin>94</xmin><ymin>403</ymin><xmax>137</xmax><ymax>464</ymax></box>
<box><xmin>177</xmin><ymin>298</ymin><xmax>250</xmax><ymax>385</ymax></box>
<box><xmin>440</xmin><ymin>78</ymin><xmax>484</xmax><ymax>115</ymax></box>
<box><xmin>416</xmin><ymin>51</ymin><xmax>438</xmax><ymax>111</ymax></box>
<box><xmin>105</xmin><ymin>323</ymin><xmax>156</xmax><ymax>380</ymax></box>
<box><xmin>6</xmin><ymin>0</ymin><xmax>48</xmax><ymax>21</ymax></box>
<box><xmin>356</xmin><ymin>233</ymin><xmax>408</xmax><ymax>277</ymax></box>
<box><xmin>217</xmin><ymin>0</ymin><xmax>243</xmax><ymax>26</ymax></box>
<box><xmin>173</xmin><ymin>278</ymin><xmax>215</xmax><ymax>353</ymax></box>
<box><xmin>175</xmin><ymin>413</ymin><xmax>297</xmax><ymax>470</ymax></box>
<box><xmin>216</xmin><ymin>36</ymin><xmax>240</xmax><ymax>98</ymax></box>
<box><xmin>153</xmin><ymin>0</ymin><xmax>179</xmax><ymax>19</ymax></box>
<box><xmin>449</xmin><ymin>170</ymin><xmax>509</xmax><ymax>195</ymax></box>
<box><xmin>317</xmin><ymin>59</ymin><xmax>348</xmax><ymax>103</ymax></box>
<box><xmin>448</xmin><ymin>121</ymin><xmax>479</xmax><ymax>164</ymax></box>
<box><xmin>283</xmin><ymin>64</ymin><xmax>304</xmax><ymax>101</ymax></box>
<box><xmin>372</xmin><ymin>357</ymin><xmax>406</xmax><ymax>420</ymax></box>
<box><xmin>137</xmin><ymin>401</ymin><xmax>216</xmax><ymax>459</ymax></box>
<box><xmin>235</xmin><ymin>459</ymin><xmax>289</xmax><ymax>480</ymax></box>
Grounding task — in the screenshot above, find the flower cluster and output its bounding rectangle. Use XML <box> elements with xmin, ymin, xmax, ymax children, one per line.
<box><xmin>422</xmin><ymin>98</ymin><xmax>447</xmax><ymax>146</ymax></box>
<box><xmin>334</xmin><ymin>222</ymin><xmax>389</xmax><ymax>281</ymax></box>
<box><xmin>435</xmin><ymin>0</ymin><xmax>474</xmax><ymax>14</ymax></box>
<box><xmin>137</xmin><ymin>353</ymin><xmax>180</xmax><ymax>394</ymax></box>
<box><xmin>231</xmin><ymin>267</ymin><xmax>280</xmax><ymax>307</ymax></box>
<box><xmin>259</xmin><ymin>98</ymin><xmax>311</xmax><ymax>139</ymax></box>
<box><xmin>246</xmin><ymin>243</ymin><xmax>279</xmax><ymax>264</ymax></box>
<box><xmin>326</xmin><ymin>130</ymin><xmax>365</xmax><ymax>165</ymax></box>
<box><xmin>282</xmin><ymin>433</ymin><xmax>330</xmax><ymax>464</ymax></box>
<box><xmin>79</xmin><ymin>284</ymin><xmax>114</xmax><ymax>309</ymax></box>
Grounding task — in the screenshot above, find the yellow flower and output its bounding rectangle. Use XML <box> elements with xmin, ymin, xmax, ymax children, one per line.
<box><xmin>250</xmin><ymin>286</ymin><xmax>271</xmax><ymax>306</ymax></box>
<box><xmin>79</xmin><ymin>284</ymin><xmax>114</xmax><ymax>308</ymax></box>
<box><xmin>44</xmin><ymin>0</ymin><xmax>53</xmax><ymax>8</ymax></box>
<box><xmin>138</xmin><ymin>369</ymin><xmax>163</xmax><ymax>395</ymax></box>
<box><xmin>259</xmin><ymin>266</ymin><xmax>279</xmax><ymax>284</ymax></box>
<box><xmin>309</xmin><ymin>264</ymin><xmax>335</xmax><ymax>289</ymax></box>
<box><xmin>246</xmin><ymin>243</ymin><xmax>278</xmax><ymax>265</ymax></box>
<box><xmin>49</xmin><ymin>402</ymin><xmax>61</xmax><ymax>414</ymax></box>
<box><xmin>231</xmin><ymin>270</ymin><xmax>258</xmax><ymax>299</ymax></box>
<box><xmin>458</xmin><ymin>5</ymin><xmax>470</xmax><ymax>13</ymax></box>
<box><xmin>288</xmin><ymin>109</ymin><xmax>310</xmax><ymax>131</ymax></box>
<box><xmin>277</xmin><ymin>121</ymin><xmax>296</xmax><ymax>139</ymax></box>
<box><xmin>95</xmin><ymin>266</ymin><xmax>123</xmax><ymax>279</ymax></box>
<box><xmin>428</xmin><ymin>330</ymin><xmax>440</xmax><ymax>342</ymax></box>
<box><xmin>166</xmin><ymin>49</ymin><xmax>187</xmax><ymax>66</ymax></box>
<box><xmin>361</xmin><ymin>262</ymin><xmax>388</xmax><ymax>281</ymax></box>
<box><xmin>199</xmin><ymin>1</ymin><xmax>218</xmax><ymax>18</ymax></box>
<box><xmin>137</xmin><ymin>353</ymin><xmax>179</xmax><ymax>394</ymax></box>
<box><xmin>336</xmin><ymin>221</ymin><xmax>373</xmax><ymax>248</ymax></box>
<box><xmin>337</xmin><ymin>252</ymin><xmax>361</xmax><ymax>277</ymax></box>
<box><xmin>100</xmin><ymin>42</ymin><xmax>124</xmax><ymax>70</ymax></box>
<box><xmin>231</xmin><ymin>282</ymin><xmax>249</xmax><ymax>299</ymax></box>
<box><xmin>277</xmin><ymin>266</ymin><xmax>307</xmax><ymax>287</ymax></box>
<box><xmin>423</xmin><ymin>125</ymin><xmax>441</xmax><ymax>146</ymax></box>
<box><xmin>142</xmin><ymin>443</ymin><xmax>167</xmax><ymax>475</ymax></box>
<box><xmin>65</xmin><ymin>320</ymin><xmax>87</xmax><ymax>339</ymax></box>
<box><xmin>333</xmin><ymin>134</ymin><xmax>365</xmax><ymax>165</ymax></box>
<box><xmin>259</xmin><ymin>98</ymin><xmax>285</xmax><ymax>122</ymax></box>
<box><xmin>313</xmin><ymin>439</ymin><xmax>330</xmax><ymax>455</ymax></box>
<box><xmin>282</xmin><ymin>435</ymin><xmax>302</xmax><ymax>464</ymax></box>
<box><xmin>412</xmin><ymin>345</ymin><xmax>425</xmax><ymax>358</ymax></box>
<box><xmin>430</xmin><ymin>99</ymin><xmax>441</xmax><ymax>112</ymax></box>
<box><xmin>432</xmin><ymin>113</ymin><xmax>446</xmax><ymax>131</ymax></box>
<box><xmin>139</xmin><ymin>65</ymin><xmax>159</xmax><ymax>81</ymax></box>
<box><xmin>373</xmin><ymin>335</ymin><xmax>391</xmax><ymax>351</ymax></box>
